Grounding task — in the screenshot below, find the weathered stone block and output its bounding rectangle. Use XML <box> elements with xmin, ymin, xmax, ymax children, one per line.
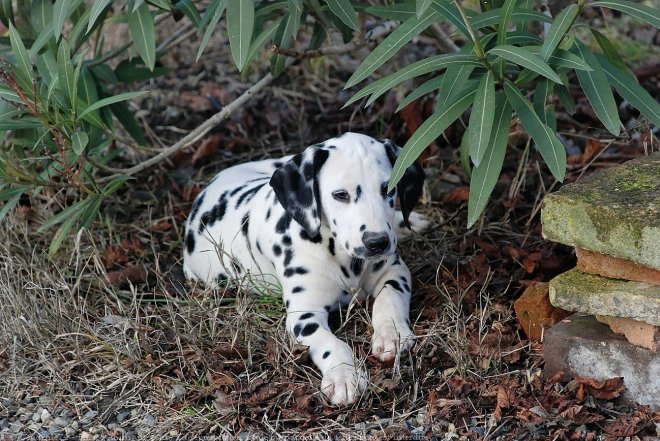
<box><xmin>596</xmin><ymin>315</ymin><xmax>659</xmax><ymax>352</ymax></box>
<box><xmin>541</xmin><ymin>153</ymin><xmax>660</xmax><ymax>270</ymax></box>
<box><xmin>514</xmin><ymin>282</ymin><xmax>571</xmax><ymax>341</ymax></box>
<box><xmin>576</xmin><ymin>248</ymin><xmax>660</xmax><ymax>285</ymax></box>
<box><xmin>549</xmin><ymin>268</ymin><xmax>660</xmax><ymax>326</ymax></box>
<box><xmin>544</xmin><ymin>314</ymin><xmax>660</xmax><ymax>409</ymax></box>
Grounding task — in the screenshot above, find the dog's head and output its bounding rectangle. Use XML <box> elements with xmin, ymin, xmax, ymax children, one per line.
<box><xmin>270</xmin><ymin>133</ymin><xmax>425</xmax><ymax>260</ymax></box>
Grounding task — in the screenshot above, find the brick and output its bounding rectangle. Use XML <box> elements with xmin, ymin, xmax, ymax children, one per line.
<box><xmin>514</xmin><ymin>282</ymin><xmax>571</xmax><ymax>341</ymax></box>
<box><xmin>544</xmin><ymin>314</ymin><xmax>660</xmax><ymax>409</ymax></box>
<box><xmin>541</xmin><ymin>153</ymin><xmax>660</xmax><ymax>270</ymax></box>
<box><xmin>596</xmin><ymin>315</ymin><xmax>659</xmax><ymax>352</ymax></box>
<box><xmin>549</xmin><ymin>268</ymin><xmax>660</xmax><ymax>326</ymax></box>
<box><xmin>577</xmin><ymin>248</ymin><xmax>660</xmax><ymax>286</ymax></box>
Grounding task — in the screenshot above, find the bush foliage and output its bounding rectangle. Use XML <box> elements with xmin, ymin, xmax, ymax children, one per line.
<box><xmin>0</xmin><ymin>0</ymin><xmax>658</xmax><ymax>253</ymax></box>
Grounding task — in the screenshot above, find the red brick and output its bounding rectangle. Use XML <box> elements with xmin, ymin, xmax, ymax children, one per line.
<box><xmin>514</xmin><ymin>282</ymin><xmax>571</xmax><ymax>341</ymax></box>
<box><xmin>576</xmin><ymin>248</ymin><xmax>660</xmax><ymax>285</ymax></box>
<box><xmin>596</xmin><ymin>315</ymin><xmax>659</xmax><ymax>352</ymax></box>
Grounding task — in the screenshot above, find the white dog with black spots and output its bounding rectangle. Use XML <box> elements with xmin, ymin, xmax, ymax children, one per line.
<box><xmin>183</xmin><ymin>133</ymin><xmax>428</xmax><ymax>405</ymax></box>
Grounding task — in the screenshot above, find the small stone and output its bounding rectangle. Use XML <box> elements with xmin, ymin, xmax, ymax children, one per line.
<box><xmin>170</xmin><ymin>385</ymin><xmax>187</xmax><ymax>400</ymax></box>
<box><xmin>31</xmin><ymin>412</ymin><xmax>41</xmax><ymax>423</ymax></box>
<box><xmin>116</xmin><ymin>411</ymin><xmax>131</xmax><ymax>423</ymax></box>
<box><xmin>40</xmin><ymin>409</ymin><xmax>52</xmax><ymax>424</ymax></box>
<box><xmin>124</xmin><ymin>429</ymin><xmax>136</xmax><ymax>439</ymax></box>
<box><xmin>53</xmin><ymin>416</ymin><xmax>69</xmax><ymax>427</ymax></box>
<box><xmin>64</xmin><ymin>426</ymin><xmax>78</xmax><ymax>437</ymax></box>
<box><xmin>0</xmin><ymin>418</ymin><xmax>8</xmax><ymax>430</ymax></box>
<box><xmin>514</xmin><ymin>281</ymin><xmax>571</xmax><ymax>341</ymax></box>
<box><xmin>577</xmin><ymin>248</ymin><xmax>660</xmax><ymax>285</ymax></box>
<box><xmin>10</xmin><ymin>421</ymin><xmax>24</xmax><ymax>433</ymax></box>
<box><xmin>549</xmin><ymin>269</ymin><xmax>660</xmax><ymax>325</ymax></box>
<box><xmin>70</xmin><ymin>421</ymin><xmax>79</xmax><ymax>430</ymax></box>
<box><xmin>107</xmin><ymin>422</ymin><xmax>119</xmax><ymax>431</ymax></box>
<box><xmin>596</xmin><ymin>315</ymin><xmax>659</xmax><ymax>352</ymax></box>
<box><xmin>84</xmin><ymin>410</ymin><xmax>99</xmax><ymax>420</ymax></box>
<box><xmin>141</xmin><ymin>414</ymin><xmax>156</xmax><ymax>427</ymax></box>
<box><xmin>48</xmin><ymin>424</ymin><xmax>63</xmax><ymax>435</ymax></box>
<box><xmin>80</xmin><ymin>431</ymin><xmax>93</xmax><ymax>441</ymax></box>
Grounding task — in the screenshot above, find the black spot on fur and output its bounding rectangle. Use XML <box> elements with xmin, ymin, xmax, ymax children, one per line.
<box><xmin>301</xmin><ymin>323</ymin><xmax>319</xmax><ymax>337</ymax></box>
<box><xmin>198</xmin><ymin>192</ymin><xmax>228</xmax><ymax>233</ymax></box>
<box><xmin>345</xmin><ymin>241</ymin><xmax>349</xmax><ymax>250</ymax></box>
<box><xmin>266</xmin><ymin>208</ymin><xmax>271</xmax><ymax>221</ymax></box>
<box><xmin>360</xmin><ymin>224</ymin><xmax>366</xmax><ymax>232</ymax></box>
<box><xmin>389</xmin><ymin>199</ymin><xmax>395</xmax><ymax>208</ymax></box>
<box><xmin>302</xmin><ymin>162</ymin><xmax>314</xmax><ymax>180</ymax></box>
<box><xmin>340</xmin><ymin>266</ymin><xmax>350</xmax><ymax>278</ymax></box>
<box><xmin>328</xmin><ymin>238</ymin><xmax>335</xmax><ymax>256</ymax></box>
<box><xmin>350</xmin><ymin>258</ymin><xmax>364</xmax><ymax>277</ymax></box>
<box><xmin>236</xmin><ymin>183</ymin><xmax>265</xmax><ymax>208</ymax></box>
<box><xmin>293</xmin><ymin>323</ymin><xmax>302</xmax><ymax>337</ymax></box>
<box><xmin>230</xmin><ymin>260</ymin><xmax>242</xmax><ymax>275</ymax></box>
<box><xmin>282</xmin><ymin>235</ymin><xmax>292</xmax><ymax>246</ymax></box>
<box><xmin>241</xmin><ymin>213</ymin><xmax>250</xmax><ymax>236</ymax></box>
<box><xmin>273</xmin><ymin>244</ymin><xmax>282</xmax><ymax>256</ymax></box>
<box><xmin>284</xmin><ymin>267</ymin><xmax>308</xmax><ymax>277</ymax></box>
<box><xmin>189</xmin><ymin>192</ymin><xmax>205</xmax><ymax>223</ymax></box>
<box><xmin>256</xmin><ymin>241</ymin><xmax>263</xmax><ymax>254</ymax></box>
<box><xmin>276</xmin><ymin>213</ymin><xmax>292</xmax><ymax>234</ymax></box>
<box><xmin>385</xmin><ymin>280</ymin><xmax>402</xmax><ymax>292</ymax></box>
<box><xmin>326</xmin><ymin>144</ymin><xmax>336</xmax><ymax>149</ymax></box>
<box><xmin>300</xmin><ymin>229</ymin><xmax>322</xmax><ymax>243</ymax></box>
<box><xmin>399</xmin><ymin>220</ymin><xmax>406</xmax><ymax>229</ymax></box>
<box><xmin>292</xmin><ymin>286</ymin><xmax>304</xmax><ymax>293</ymax></box>
<box><xmin>273</xmin><ymin>161</ymin><xmax>283</xmax><ymax>168</ymax></box>
<box><xmin>355</xmin><ymin>185</ymin><xmax>362</xmax><ymax>203</ymax></box>
<box><xmin>322</xmin><ymin>351</ymin><xmax>330</xmax><ymax>359</ymax></box>
<box><xmin>402</xmin><ymin>281</ymin><xmax>410</xmax><ymax>292</ymax></box>
<box><xmin>332</xmin><ymin>219</ymin><xmax>337</xmax><ymax>225</ymax></box>
<box><xmin>342</xmin><ymin>290</ymin><xmax>350</xmax><ymax>296</ymax></box>
<box><xmin>216</xmin><ymin>274</ymin><xmax>228</xmax><ymax>285</ymax></box>
<box><xmin>332</xmin><ymin>232</ymin><xmax>337</xmax><ymax>237</ymax></box>
<box><xmin>324</xmin><ymin>305</ymin><xmax>331</xmax><ymax>312</ymax></box>
<box><xmin>229</xmin><ymin>185</ymin><xmax>245</xmax><ymax>197</ymax></box>
<box><xmin>285</xmin><ymin>300</ymin><xmax>290</xmax><ymax>308</ymax></box>
<box><xmin>300</xmin><ymin>312</ymin><xmax>314</xmax><ymax>320</ymax></box>
<box><xmin>284</xmin><ymin>249</ymin><xmax>293</xmax><ymax>266</ymax></box>
<box><xmin>372</xmin><ymin>260</ymin><xmax>385</xmax><ymax>272</ymax></box>
<box><xmin>185</xmin><ymin>231</ymin><xmax>196</xmax><ymax>254</ymax></box>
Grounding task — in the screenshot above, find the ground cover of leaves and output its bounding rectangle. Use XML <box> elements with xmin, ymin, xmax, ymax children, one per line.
<box><xmin>1</xmin><ymin>13</ymin><xmax>660</xmax><ymax>440</ymax></box>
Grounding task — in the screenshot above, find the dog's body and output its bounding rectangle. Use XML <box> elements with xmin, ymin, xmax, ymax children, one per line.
<box><xmin>183</xmin><ymin>133</ymin><xmax>426</xmax><ymax>405</ymax></box>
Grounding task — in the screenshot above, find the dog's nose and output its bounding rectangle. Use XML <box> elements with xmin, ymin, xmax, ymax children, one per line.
<box><xmin>362</xmin><ymin>232</ymin><xmax>390</xmax><ymax>253</ymax></box>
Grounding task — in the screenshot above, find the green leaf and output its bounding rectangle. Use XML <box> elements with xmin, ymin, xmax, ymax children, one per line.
<box><xmin>71</xmin><ymin>131</ymin><xmax>89</xmax><ymax>156</ymax></box>
<box><xmin>227</xmin><ymin>0</ymin><xmax>255</xmax><ymax>71</ymax></box>
<box><xmin>470</xmin><ymin>8</ymin><xmax>551</xmax><ymax>29</ymax></box>
<box><xmin>39</xmin><ymin>198</ymin><xmax>88</xmax><ymax>232</ymax></box>
<box><xmin>31</xmin><ymin>0</ymin><xmax>54</xmax><ymax>32</ymax></box>
<box><xmin>114</xmin><ymin>59</ymin><xmax>174</xmax><ymax>82</ymax></box>
<box><xmin>196</xmin><ymin>0</ymin><xmax>227</xmax><ymax>61</ymax></box>
<box><xmin>416</xmin><ymin>0</ymin><xmax>433</xmax><ymax>18</ymax></box>
<box><xmin>53</xmin><ymin>0</ymin><xmax>71</xmax><ymax>40</ymax></box>
<box><xmin>533</xmin><ymin>78</ymin><xmax>554</xmax><ymax>126</ymax></box>
<box><xmin>77</xmin><ymin>91</ymin><xmax>148</xmax><ymax>120</ymax></box>
<box><xmin>598</xmin><ymin>56</ymin><xmax>660</xmax><ymax>128</ymax></box>
<box><xmin>555</xmin><ymin>82</ymin><xmax>575</xmax><ymax>115</ymax></box>
<box><xmin>436</xmin><ymin>59</ymin><xmax>477</xmax><ymax>110</ymax></box>
<box><xmin>242</xmin><ymin>17</ymin><xmax>281</xmax><ymax>74</ymax></box>
<box><xmin>539</xmin><ymin>4</ymin><xmax>578</xmax><ymax>60</ymax></box>
<box><xmin>468</xmin><ymin>70</ymin><xmax>496</xmax><ymax>166</ymax></box>
<box><xmin>488</xmin><ymin>45</ymin><xmax>563</xmax><ymax>83</ymax></box>
<box><xmin>0</xmin><ymin>0</ymin><xmax>14</xmax><ymax>26</ymax></box>
<box><xmin>8</xmin><ymin>22</ymin><xmax>34</xmax><ymax>92</ymax></box>
<box><xmin>390</xmin><ymin>84</ymin><xmax>478</xmax><ymax>190</ymax></box>
<box><xmin>57</xmin><ymin>40</ymin><xmax>75</xmax><ymax>106</ymax></box>
<box><xmin>396</xmin><ymin>75</ymin><xmax>444</xmax><ymax>112</ymax></box>
<box><xmin>132</xmin><ymin>0</ymin><xmax>146</xmax><ymax>12</ymax></box>
<box><xmin>110</xmin><ymin>102</ymin><xmax>147</xmax><ymax>145</ymax></box>
<box><xmin>0</xmin><ymin>185</ymin><xmax>31</xmax><ymax>202</ymax></box>
<box><xmin>175</xmin><ymin>0</ymin><xmax>202</xmax><ymax>28</ymax></box>
<box><xmin>128</xmin><ymin>1</ymin><xmax>156</xmax><ymax>71</ymax></box>
<box><xmin>270</xmin><ymin>1</ymin><xmax>302</xmax><ymax>77</ymax></box>
<box><xmin>430</xmin><ymin>0</ymin><xmax>471</xmax><ymax>38</ymax></box>
<box><xmin>346</xmin><ymin>11</ymin><xmax>441</xmax><ymax>87</ymax></box>
<box><xmin>573</xmin><ymin>40</ymin><xmax>620</xmax><ymax>135</ymax></box>
<box><xmin>459</xmin><ymin>130</ymin><xmax>472</xmax><ymax>179</ymax></box>
<box><xmin>148</xmin><ymin>0</ymin><xmax>172</xmax><ymax>9</ymax></box>
<box><xmin>504</xmin><ymin>82</ymin><xmax>565</xmax><ymax>181</ymax></box>
<box><xmin>49</xmin><ymin>212</ymin><xmax>79</xmax><ymax>255</ymax></box>
<box><xmin>498</xmin><ymin>0</ymin><xmax>518</xmax><ymax>46</ymax></box>
<box><xmin>0</xmin><ymin>194</ymin><xmax>21</xmax><ymax>224</ymax></box>
<box><xmin>468</xmin><ymin>93</ymin><xmax>512</xmax><ymax>227</ymax></box>
<box><xmin>327</xmin><ymin>0</ymin><xmax>359</xmax><ymax>31</ymax></box>
<box><xmin>589</xmin><ymin>0</ymin><xmax>660</xmax><ymax>29</ymax></box>
<box><xmin>590</xmin><ymin>29</ymin><xmax>632</xmax><ymax>76</ymax></box>
<box><xmin>88</xmin><ymin>0</ymin><xmax>113</xmax><ymax>32</ymax></box>
<box><xmin>365</xmin><ymin>3</ymin><xmax>415</xmax><ymax>20</ymax></box>
<box><xmin>79</xmin><ymin>195</ymin><xmax>102</xmax><ymax>229</ymax></box>
<box><xmin>102</xmin><ymin>176</ymin><xmax>134</xmax><ymax>196</ymax></box>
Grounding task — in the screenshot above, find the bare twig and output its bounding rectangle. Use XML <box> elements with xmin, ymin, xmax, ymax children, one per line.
<box><xmin>430</xmin><ymin>23</ymin><xmax>460</xmax><ymax>54</ymax></box>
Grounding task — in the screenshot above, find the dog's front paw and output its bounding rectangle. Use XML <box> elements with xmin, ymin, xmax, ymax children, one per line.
<box><xmin>395</xmin><ymin>212</ymin><xmax>430</xmax><ymax>237</ymax></box>
<box><xmin>321</xmin><ymin>365</ymin><xmax>368</xmax><ymax>406</ymax></box>
<box><xmin>371</xmin><ymin>322</ymin><xmax>415</xmax><ymax>362</ymax></box>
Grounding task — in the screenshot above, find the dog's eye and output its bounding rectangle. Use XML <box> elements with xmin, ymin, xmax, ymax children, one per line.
<box><xmin>332</xmin><ymin>190</ymin><xmax>350</xmax><ymax>203</ymax></box>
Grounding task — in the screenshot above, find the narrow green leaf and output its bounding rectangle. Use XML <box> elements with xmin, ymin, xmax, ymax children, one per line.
<box><xmin>390</xmin><ymin>85</ymin><xmax>478</xmax><ymax>189</ymax></box>
<box><xmin>88</xmin><ymin>0</ymin><xmax>113</xmax><ymax>32</ymax></box>
<box><xmin>599</xmin><ymin>56</ymin><xmax>660</xmax><ymax>128</ymax></box>
<box><xmin>589</xmin><ymin>0</ymin><xmax>660</xmax><ymax>29</ymax></box>
<box><xmin>459</xmin><ymin>130</ymin><xmax>472</xmax><ymax>179</ymax></box>
<box><xmin>148</xmin><ymin>0</ymin><xmax>172</xmax><ymax>9</ymax></box>
<box><xmin>573</xmin><ymin>40</ymin><xmax>620</xmax><ymax>135</ymax></box>
<box><xmin>110</xmin><ymin>102</ymin><xmax>147</xmax><ymax>144</ymax></box>
<box><xmin>555</xmin><ymin>82</ymin><xmax>575</xmax><ymax>115</ymax></box>
<box><xmin>0</xmin><ymin>185</ymin><xmax>31</xmax><ymax>202</ymax></box>
<box><xmin>53</xmin><ymin>0</ymin><xmax>71</xmax><ymax>40</ymax></box>
<box><xmin>416</xmin><ymin>0</ymin><xmax>433</xmax><ymax>18</ymax></box>
<box><xmin>8</xmin><ymin>22</ymin><xmax>33</xmax><ymax>92</ymax></box>
<box><xmin>28</xmin><ymin>25</ymin><xmax>56</xmax><ymax>58</ymax></box>
<box><xmin>227</xmin><ymin>0</ymin><xmax>255</xmax><ymax>71</ymax></box>
<box><xmin>504</xmin><ymin>82</ymin><xmax>566</xmax><ymax>181</ymax></box>
<box><xmin>488</xmin><ymin>45</ymin><xmax>563</xmax><ymax>83</ymax></box>
<box><xmin>327</xmin><ymin>0</ymin><xmax>359</xmax><ymax>31</ymax></box>
<box><xmin>49</xmin><ymin>212</ymin><xmax>79</xmax><ymax>255</ymax></box>
<box><xmin>397</xmin><ymin>75</ymin><xmax>444</xmax><ymax>112</ymax></box>
<box><xmin>430</xmin><ymin>0</ymin><xmax>471</xmax><ymax>38</ymax></box>
<box><xmin>78</xmin><ymin>91</ymin><xmax>148</xmax><ymax>120</ymax></box>
<box><xmin>346</xmin><ymin>11</ymin><xmax>440</xmax><ymax>87</ymax></box>
<box><xmin>533</xmin><ymin>78</ymin><xmax>554</xmax><ymax>126</ymax></box>
<box><xmin>102</xmin><ymin>176</ymin><xmax>134</xmax><ymax>196</ymax></box>
<box><xmin>241</xmin><ymin>17</ymin><xmax>281</xmax><ymax>74</ymax></box>
<box><xmin>175</xmin><ymin>0</ymin><xmax>202</xmax><ymax>28</ymax></box>
<box><xmin>114</xmin><ymin>59</ymin><xmax>174</xmax><ymax>82</ymax></box>
<box><xmin>57</xmin><ymin>40</ymin><xmax>75</xmax><ymax>106</ymax></box>
<box><xmin>498</xmin><ymin>0</ymin><xmax>518</xmax><ymax>46</ymax></box>
<box><xmin>590</xmin><ymin>29</ymin><xmax>633</xmax><ymax>76</ymax></box>
<box><xmin>39</xmin><ymin>198</ymin><xmax>88</xmax><ymax>232</ymax></box>
<box><xmin>132</xmin><ymin>0</ymin><xmax>146</xmax><ymax>12</ymax></box>
<box><xmin>196</xmin><ymin>0</ymin><xmax>227</xmax><ymax>61</ymax></box>
<box><xmin>128</xmin><ymin>2</ymin><xmax>156</xmax><ymax>71</ymax></box>
<box><xmin>468</xmin><ymin>71</ymin><xmax>496</xmax><ymax>166</ymax></box>
<box><xmin>468</xmin><ymin>94</ymin><xmax>511</xmax><ymax>227</ymax></box>
<box><xmin>0</xmin><ymin>194</ymin><xmax>21</xmax><ymax>224</ymax></box>
<box><xmin>436</xmin><ymin>63</ymin><xmax>476</xmax><ymax>110</ymax></box>
<box><xmin>365</xmin><ymin>3</ymin><xmax>415</xmax><ymax>20</ymax></box>
<box><xmin>31</xmin><ymin>0</ymin><xmax>54</xmax><ymax>32</ymax></box>
<box><xmin>0</xmin><ymin>0</ymin><xmax>14</xmax><ymax>26</ymax></box>
<box><xmin>71</xmin><ymin>131</ymin><xmax>89</xmax><ymax>156</ymax></box>
<box><xmin>270</xmin><ymin>1</ymin><xmax>302</xmax><ymax>77</ymax></box>
<box><xmin>471</xmin><ymin>8</ymin><xmax>551</xmax><ymax>29</ymax></box>
<box><xmin>539</xmin><ymin>4</ymin><xmax>578</xmax><ymax>60</ymax></box>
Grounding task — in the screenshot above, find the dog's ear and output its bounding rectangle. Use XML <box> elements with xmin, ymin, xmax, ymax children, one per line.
<box><xmin>383</xmin><ymin>139</ymin><xmax>425</xmax><ymax>229</ymax></box>
<box><xmin>270</xmin><ymin>146</ymin><xmax>330</xmax><ymax>237</ymax></box>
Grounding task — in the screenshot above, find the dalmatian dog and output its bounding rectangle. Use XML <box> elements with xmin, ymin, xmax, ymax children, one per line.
<box><xmin>183</xmin><ymin>133</ymin><xmax>427</xmax><ymax>405</ymax></box>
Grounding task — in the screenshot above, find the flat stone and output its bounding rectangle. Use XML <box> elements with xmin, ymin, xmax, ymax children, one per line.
<box><xmin>596</xmin><ymin>315</ymin><xmax>659</xmax><ymax>352</ymax></box>
<box><xmin>549</xmin><ymin>268</ymin><xmax>660</xmax><ymax>325</ymax></box>
<box><xmin>541</xmin><ymin>153</ymin><xmax>660</xmax><ymax>270</ymax></box>
<box><xmin>514</xmin><ymin>282</ymin><xmax>571</xmax><ymax>341</ymax></box>
<box><xmin>544</xmin><ymin>314</ymin><xmax>660</xmax><ymax>409</ymax></box>
<box><xmin>577</xmin><ymin>248</ymin><xmax>660</xmax><ymax>285</ymax></box>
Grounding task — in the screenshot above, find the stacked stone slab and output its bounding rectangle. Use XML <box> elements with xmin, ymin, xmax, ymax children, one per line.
<box><xmin>540</xmin><ymin>153</ymin><xmax>659</xmax><ymax>409</ymax></box>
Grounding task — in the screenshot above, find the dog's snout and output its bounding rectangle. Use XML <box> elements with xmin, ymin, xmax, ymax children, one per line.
<box><xmin>362</xmin><ymin>232</ymin><xmax>390</xmax><ymax>253</ymax></box>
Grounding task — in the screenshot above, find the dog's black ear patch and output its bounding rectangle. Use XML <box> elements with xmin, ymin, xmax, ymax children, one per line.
<box><xmin>383</xmin><ymin>139</ymin><xmax>425</xmax><ymax>229</ymax></box>
<box><xmin>270</xmin><ymin>147</ymin><xmax>329</xmax><ymax>236</ymax></box>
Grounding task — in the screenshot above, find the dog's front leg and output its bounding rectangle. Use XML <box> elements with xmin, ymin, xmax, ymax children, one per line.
<box><xmin>284</xmin><ymin>287</ymin><xmax>367</xmax><ymax>406</ymax></box>
<box><xmin>370</xmin><ymin>257</ymin><xmax>415</xmax><ymax>362</ymax></box>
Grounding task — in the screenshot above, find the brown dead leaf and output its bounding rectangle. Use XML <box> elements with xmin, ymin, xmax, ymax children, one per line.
<box><xmin>575</xmin><ymin>376</ymin><xmax>625</xmax><ymax>400</ymax></box>
<box><xmin>192</xmin><ymin>135</ymin><xmax>222</xmax><ymax>166</ymax></box>
<box><xmin>444</xmin><ymin>186</ymin><xmax>469</xmax><ymax>203</ymax></box>
<box><xmin>206</xmin><ymin>370</ymin><xmax>235</xmax><ymax>388</ymax></box>
<box><xmin>559</xmin><ymin>405</ymin><xmax>583</xmax><ymax>419</ymax></box>
<box><xmin>151</xmin><ymin>220</ymin><xmax>173</xmax><ymax>232</ymax></box>
<box><xmin>214</xmin><ymin>390</ymin><xmax>234</xmax><ymax>416</ymax></box>
<box><xmin>106</xmin><ymin>264</ymin><xmax>148</xmax><ymax>287</ymax></box>
<box><xmin>175</xmin><ymin>92</ymin><xmax>212</xmax><ymax>112</ymax></box>
<box><xmin>494</xmin><ymin>385</ymin><xmax>513</xmax><ymax>421</ymax></box>
<box><xmin>247</xmin><ymin>383</ymin><xmax>284</xmax><ymax>405</ymax></box>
